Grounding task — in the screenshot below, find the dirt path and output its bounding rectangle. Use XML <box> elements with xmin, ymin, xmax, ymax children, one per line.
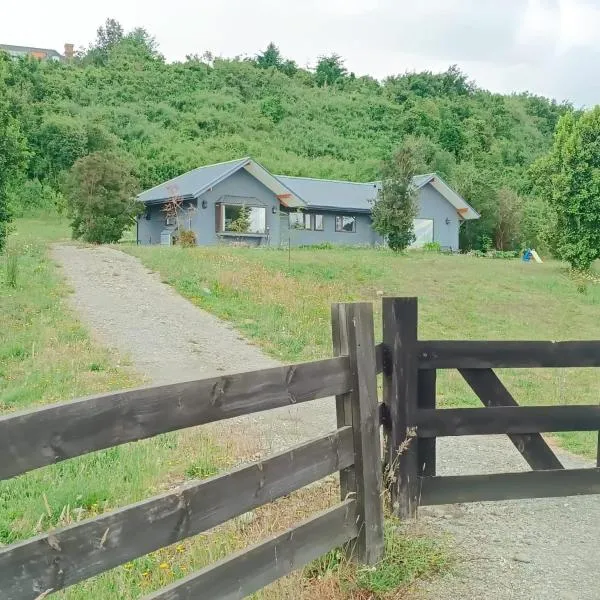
<box><xmin>53</xmin><ymin>244</ymin><xmax>600</xmax><ymax>600</ymax></box>
<box><xmin>52</xmin><ymin>244</ymin><xmax>337</xmax><ymax>453</ymax></box>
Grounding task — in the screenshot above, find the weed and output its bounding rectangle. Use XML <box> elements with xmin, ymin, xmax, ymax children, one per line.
<box><xmin>5</xmin><ymin>252</ymin><xmax>18</xmax><ymax>287</ymax></box>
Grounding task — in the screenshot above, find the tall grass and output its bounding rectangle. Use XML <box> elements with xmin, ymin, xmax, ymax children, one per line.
<box><xmin>4</xmin><ymin>252</ymin><xmax>18</xmax><ymax>288</ymax></box>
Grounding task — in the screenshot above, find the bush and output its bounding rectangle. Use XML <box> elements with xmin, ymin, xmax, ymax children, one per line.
<box><xmin>178</xmin><ymin>229</ymin><xmax>197</xmax><ymax>247</ymax></box>
<box><xmin>62</xmin><ymin>151</ymin><xmax>140</xmax><ymax>244</ymax></box>
<box><xmin>422</xmin><ymin>241</ymin><xmax>441</xmax><ymax>252</ymax></box>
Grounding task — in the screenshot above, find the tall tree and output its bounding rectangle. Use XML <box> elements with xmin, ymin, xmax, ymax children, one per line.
<box><xmin>371</xmin><ymin>148</ymin><xmax>419</xmax><ymax>251</ymax></box>
<box><xmin>256</xmin><ymin>43</ymin><xmax>283</xmax><ymax>69</ymax></box>
<box><xmin>529</xmin><ymin>109</ymin><xmax>600</xmax><ymax>270</ymax></box>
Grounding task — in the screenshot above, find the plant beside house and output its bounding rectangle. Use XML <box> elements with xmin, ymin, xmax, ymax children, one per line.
<box><xmin>371</xmin><ymin>147</ymin><xmax>419</xmax><ymax>252</ymax></box>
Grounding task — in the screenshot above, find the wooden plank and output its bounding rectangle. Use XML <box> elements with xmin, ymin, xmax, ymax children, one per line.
<box><xmin>0</xmin><ymin>428</ymin><xmax>354</xmax><ymax>600</ymax></box>
<box><xmin>343</xmin><ymin>303</ymin><xmax>384</xmax><ymax>564</ymax></box>
<box><xmin>415</xmin><ymin>405</ymin><xmax>600</xmax><ymax>437</ymax></box>
<box><xmin>143</xmin><ymin>500</ymin><xmax>358</xmax><ymax>600</ymax></box>
<box><xmin>597</xmin><ymin>432</ymin><xmax>600</xmax><ymax>468</ymax></box>
<box><xmin>417</xmin><ymin>370</ymin><xmax>436</xmax><ymax>477</ymax></box>
<box><xmin>419</xmin><ymin>467</ymin><xmax>600</xmax><ymax>505</ymax></box>
<box><xmin>0</xmin><ymin>356</ymin><xmax>351</xmax><ymax>480</ymax></box>
<box><xmin>331</xmin><ymin>304</ymin><xmax>356</xmax><ymax>503</ymax></box>
<box><xmin>375</xmin><ymin>342</ymin><xmax>383</xmax><ymax>374</ymax></box>
<box><xmin>418</xmin><ymin>340</ymin><xmax>600</xmax><ymax>369</ymax></box>
<box><xmin>459</xmin><ymin>368</ymin><xmax>563</xmax><ymax>470</ymax></box>
<box><xmin>382</xmin><ymin>297</ymin><xmax>419</xmax><ymax>519</ymax></box>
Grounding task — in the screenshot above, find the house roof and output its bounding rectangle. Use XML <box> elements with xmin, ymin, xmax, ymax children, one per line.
<box><xmin>137</xmin><ymin>157</ymin><xmax>479</xmax><ymax>220</ymax></box>
<box><xmin>137</xmin><ymin>157</ymin><xmax>304</xmax><ymax>207</ymax></box>
<box><xmin>0</xmin><ymin>44</ymin><xmax>62</xmax><ymax>58</ymax></box>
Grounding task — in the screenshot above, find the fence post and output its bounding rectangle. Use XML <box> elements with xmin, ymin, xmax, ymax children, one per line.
<box><xmin>332</xmin><ymin>302</ymin><xmax>384</xmax><ymax>565</ymax></box>
<box><xmin>382</xmin><ymin>297</ymin><xmax>419</xmax><ymax>519</ymax></box>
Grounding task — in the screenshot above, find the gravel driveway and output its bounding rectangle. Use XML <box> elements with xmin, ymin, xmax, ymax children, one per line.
<box><xmin>53</xmin><ymin>244</ymin><xmax>600</xmax><ymax>600</ymax></box>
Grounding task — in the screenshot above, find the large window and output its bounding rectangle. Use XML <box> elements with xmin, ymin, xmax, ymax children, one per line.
<box><xmin>289</xmin><ymin>212</ymin><xmax>312</xmax><ymax>230</ymax></box>
<box><xmin>218</xmin><ymin>204</ymin><xmax>266</xmax><ymax>234</ymax></box>
<box><xmin>314</xmin><ymin>214</ymin><xmax>324</xmax><ymax>231</ymax></box>
<box><xmin>335</xmin><ymin>215</ymin><xmax>356</xmax><ymax>233</ymax></box>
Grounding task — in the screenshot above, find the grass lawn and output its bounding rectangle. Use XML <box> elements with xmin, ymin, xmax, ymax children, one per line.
<box><xmin>124</xmin><ymin>244</ymin><xmax>600</xmax><ymax>459</ymax></box>
<box><xmin>0</xmin><ymin>218</ymin><xmax>235</xmax><ymax>599</ymax></box>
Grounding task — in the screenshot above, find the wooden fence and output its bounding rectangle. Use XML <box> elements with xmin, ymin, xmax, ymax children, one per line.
<box><xmin>381</xmin><ymin>297</ymin><xmax>600</xmax><ymax>518</ymax></box>
<box><xmin>0</xmin><ymin>303</ymin><xmax>383</xmax><ymax>600</ymax></box>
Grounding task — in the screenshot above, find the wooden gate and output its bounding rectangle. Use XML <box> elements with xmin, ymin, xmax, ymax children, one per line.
<box><xmin>381</xmin><ymin>297</ymin><xmax>600</xmax><ymax>518</ymax></box>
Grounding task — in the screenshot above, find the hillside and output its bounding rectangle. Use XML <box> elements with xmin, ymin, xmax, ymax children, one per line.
<box><xmin>1</xmin><ymin>21</ymin><xmax>571</xmax><ymax>249</ymax></box>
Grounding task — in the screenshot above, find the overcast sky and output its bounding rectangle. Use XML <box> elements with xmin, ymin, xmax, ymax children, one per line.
<box><xmin>2</xmin><ymin>0</ymin><xmax>600</xmax><ymax>106</ymax></box>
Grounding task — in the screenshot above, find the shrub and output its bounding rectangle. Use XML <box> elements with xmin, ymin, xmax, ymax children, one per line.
<box><xmin>422</xmin><ymin>241</ymin><xmax>441</xmax><ymax>252</ymax></box>
<box><xmin>62</xmin><ymin>151</ymin><xmax>140</xmax><ymax>244</ymax></box>
<box><xmin>178</xmin><ymin>229</ymin><xmax>197</xmax><ymax>247</ymax></box>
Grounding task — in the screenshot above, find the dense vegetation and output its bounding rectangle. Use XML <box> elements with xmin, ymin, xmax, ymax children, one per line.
<box><xmin>0</xmin><ymin>19</ymin><xmax>574</xmax><ymax>250</ymax></box>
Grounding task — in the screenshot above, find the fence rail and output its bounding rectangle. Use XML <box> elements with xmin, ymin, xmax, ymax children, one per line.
<box><xmin>381</xmin><ymin>297</ymin><xmax>600</xmax><ymax>518</ymax></box>
<box><xmin>0</xmin><ymin>303</ymin><xmax>383</xmax><ymax>600</ymax></box>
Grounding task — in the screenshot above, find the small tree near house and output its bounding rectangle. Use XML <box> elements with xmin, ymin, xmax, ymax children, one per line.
<box><xmin>162</xmin><ymin>185</ymin><xmax>197</xmax><ymax>246</ymax></box>
<box><xmin>371</xmin><ymin>148</ymin><xmax>419</xmax><ymax>252</ymax></box>
<box><xmin>62</xmin><ymin>151</ymin><xmax>140</xmax><ymax>244</ymax></box>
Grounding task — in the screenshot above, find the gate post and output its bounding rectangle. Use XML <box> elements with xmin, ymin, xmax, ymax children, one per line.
<box><xmin>382</xmin><ymin>297</ymin><xmax>419</xmax><ymax>519</ymax></box>
<box><xmin>332</xmin><ymin>302</ymin><xmax>384</xmax><ymax>565</ymax></box>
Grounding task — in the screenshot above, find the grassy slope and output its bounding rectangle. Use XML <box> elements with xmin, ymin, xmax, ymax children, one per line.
<box><xmin>125</xmin><ymin>245</ymin><xmax>600</xmax><ymax>458</ymax></box>
<box><xmin>0</xmin><ymin>219</ymin><xmax>233</xmax><ymax>599</ymax></box>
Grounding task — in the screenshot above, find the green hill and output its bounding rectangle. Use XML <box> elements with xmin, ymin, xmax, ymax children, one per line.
<box><xmin>1</xmin><ymin>21</ymin><xmax>571</xmax><ymax>249</ymax></box>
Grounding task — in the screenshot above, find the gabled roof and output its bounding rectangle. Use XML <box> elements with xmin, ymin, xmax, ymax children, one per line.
<box><xmin>275</xmin><ymin>175</ymin><xmax>378</xmax><ymax>213</ymax></box>
<box><xmin>277</xmin><ymin>172</ymin><xmax>480</xmax><ymax>219</ymax></box>
<box><xmin>0</xmin><ymin>44</ymin><xmax>62</xmax><ymax>58</ymax></box>
<box><xmin>137</xmin><ymin>157</ymin><xmax>304</xmax><ymax>207</ymax></box>
<box><xmin>137</xmin><ymin>157</ymin><xmax>479</xmax><ymax>220</ymax></box>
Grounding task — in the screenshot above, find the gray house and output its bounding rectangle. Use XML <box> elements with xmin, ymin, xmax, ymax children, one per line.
<box><xmin>136</xmin><ymin>157</ymin><xmax>479</xmax><ymax>250</ymax></box>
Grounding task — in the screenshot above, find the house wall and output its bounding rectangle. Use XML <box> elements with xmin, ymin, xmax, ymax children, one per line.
<box><xmin>416</xmin><ymin>184</ymin><xmax>460</xmax><ymax>250</ymax></box>
<box><xmin>137</xmin><ymin>169</ymin><xmax>281</xmax><ymax>246</ymax></box>
<box><xmin>280</xmin><ymin>210</ymin><xmax>379</xmax><ymax>247</ymax></box>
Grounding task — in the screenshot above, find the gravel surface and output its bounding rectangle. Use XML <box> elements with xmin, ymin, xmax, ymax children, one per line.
<box><xmin>53</xmin><ymin>244</ymin><xmax>600</xmax><ymax>599</ymax></box>
<box><xmin>52</xmin><ymin>244</ymin><xmax>336</xmax><ymax>452</ymax></box>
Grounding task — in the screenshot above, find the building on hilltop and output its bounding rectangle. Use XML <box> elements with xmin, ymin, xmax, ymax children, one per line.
<box><xmin>0</xmin><ymin>43</ymin><xmax>74</xmax><ymax>61</ymax></box>
<box><xmin>136</xmin><ymin>157</ymin><xmax>480</xmax><ymax>250</ymax></box>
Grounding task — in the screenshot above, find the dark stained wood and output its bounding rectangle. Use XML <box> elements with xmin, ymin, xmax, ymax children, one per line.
<box><xmin>331</xmin><ymin>304</ymin><xmax>356</xmax><ymax>503</ymax></box>
<box><xmin>417</xmin><ymin>370</ymin><xmax>436</xmax><ymax>477</ymax></box>
<box><xmin>375</xmin><ymin>342</ymin><xmax>383</xmax><ymax>374</ymax></box>
<box><xmin>419</xmin><ymin>467</ymin><xmax>600</xmax><ymax>505</ymax></box>
<box><xmin>0</xmin><ymin>356</ymin><xmax>352</xmax><ymax>480</ymax></box>
<box><xmin>414</xmin><ymin>405</ymin><xmax>600</xmax><ymax>437</ymax></box>
<box><xmin>382</xmin><ymin>297</ymin><xmax>419</xmax><ymax>519</ymax></box>
<box><xmin>418</xmin><ymin>340</ymin><xmax>600</xmax><ymax>369</ymax></box>
<box><xmin>143</xmin><ymin>500</ymin><xmax>358</xmax><ymax>600</ymax></box>
<box><xmin>0</xmin><ymin>428</ymin><xmax>354</xmax><ymax>600</ymax></box>
<box><xmin>342</xmin><ymin>303</ymin><xmax>384</xmax><ymax>564</ymax></box>
<box><xmin>597</xmin><ymin>431</ymin><xmax>600</xmax><ymax>468</ymax></box>
<box><xmin>459</xmin><ymin>368</ymin><xmax>563</xmax><ymax>470</ymax></box>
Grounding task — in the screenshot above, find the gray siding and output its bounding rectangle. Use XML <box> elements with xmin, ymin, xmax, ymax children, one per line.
<box><xmin>281</xmin><ymin>211</ymin><xmax>378</xmax><ymax>247</ymax></box>
<box><xmin>416</xmin><ymin>184</ymin><xmax>460</xmax><ymax>250</ymax></box>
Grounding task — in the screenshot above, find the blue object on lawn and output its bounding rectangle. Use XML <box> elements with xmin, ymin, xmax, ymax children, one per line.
<box><xmin>522</xmin><ymin>249</ymin><xmax>532</xmax><ymax>262</ymax></box>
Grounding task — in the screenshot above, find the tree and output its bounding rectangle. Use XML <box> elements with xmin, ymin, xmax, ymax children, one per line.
<box><xmin>228</xmin><ymin>205</ymin><xmax>251</xmax><ymax>233</ymax></box>
<box><xmin>0</xmin><ymin>60</ymin><xmax>27</xmax><ymax>252</ymax></box>
<box><xmin>529</xmin><ymin>109</ymin><xmax>600</xmax><ymax>270</ymax></box>
<box><xmin>315</xmin><ymin>54</ymin><xmax>347</xmax><ymax>87</ymax></box>
<box><xmin>371</xmin><ymin>148</ymin><xmax>419</xmax><ymax>251</ymax></box>
<box><xmin>62</xmin><ymin>151</ymin><xmax>140</xmax><ymax>244</ymax></box>
<box><xmin>256</xmin><ymin>43</ymin><xmax>282</xmax><ymax>69</ymax></box>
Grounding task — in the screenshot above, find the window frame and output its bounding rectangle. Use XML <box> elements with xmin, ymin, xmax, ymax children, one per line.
<box><xmin>218</xmin><ymin>203</ymin><xmax>267</xmax><ymax>235</ymax></box>
<box><xmin>334</xmin><ymin>215</ymin><xmax>357</xmax><ymax>233</ymax></box>
<box><xmin>314</xmin><ymin>214</ymin><xmax>324</xmax><ymax>231</ymax></box>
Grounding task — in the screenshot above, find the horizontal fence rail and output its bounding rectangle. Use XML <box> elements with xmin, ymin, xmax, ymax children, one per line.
<box><xmin>415</xmin><ymin>405</ymin><xmax>600</xmax><ymax>437</ymax></box>
<box><xmin>144</xmin><ymin>500</ymin><xmax>358</xmax><ymax>600</ymax></box>
<box><xmin>0</xmin><ymin>428</ymin><xmax>354</xmax><ymax>599</ymax></box>
<box><xmin>0</xmin><ymin>356</ymin><xmax>352</xmax><ymax>480</ymax></box>
<box><xmin>418</xmin><ymin>340</ymin><xmax>600</xmax><ymax>369</ymax></box>
<box><xmin>420</xmin><ymin>468</ymin><xmax>600</xmax><ymax>505</ymax></box>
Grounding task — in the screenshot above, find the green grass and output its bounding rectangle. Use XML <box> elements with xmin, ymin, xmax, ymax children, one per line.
<box><xmin>1</xmin><ymin>218</ymin><xmax>235</xmax><ymax>598</ymax></box>
<box><xmin>305</xmin><ymin>521</ymin><xmax>449</xmax><ymax>598</ymax></box>
<box><xmin>124</xmin><ymin>245</ymin><xmax>600</xmax><ymax>459</ymax></box>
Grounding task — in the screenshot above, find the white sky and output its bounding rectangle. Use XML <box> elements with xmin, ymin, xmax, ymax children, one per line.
<box><xmin>2</xmin><ymin>0</ymin><xmax>600</xmax><ymax>106</ymax></box>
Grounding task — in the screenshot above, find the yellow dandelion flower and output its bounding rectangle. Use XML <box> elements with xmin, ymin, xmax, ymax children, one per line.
<box><xmin>159</xmin><ymin>562</ymin><xmax>169</xmax><ymax>569</ymax></box>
